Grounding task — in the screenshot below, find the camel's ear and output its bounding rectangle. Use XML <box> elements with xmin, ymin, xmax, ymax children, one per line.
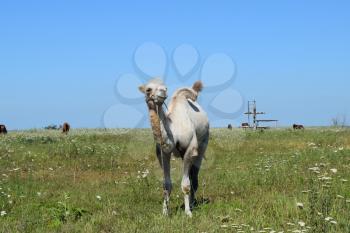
<box><xmin>139</xmin><ymin>85</ymin><xmax>146</xmax><ymax>93</ymax></box>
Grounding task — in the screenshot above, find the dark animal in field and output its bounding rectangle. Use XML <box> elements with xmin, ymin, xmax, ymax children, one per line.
<box><xmin>62</xmin><ymin>122</ymin><xmax>70</xmax><ymax>134</ymax></box>
<box><xmin>227</xmin><ymin>124</ymin><xmax>233</xmax><ymax>130</ymax></box>
<box><xmin>293</xmin><ymin>124</ymin><xmax>304</xmax><ymax>130</ymax></box>
<box><xmin>0</xmin><ymin>124</ymin><xmax>7</xmax><ymax>134</ymax></box>
<box><xmin>45</xmin><ymin>124</ymin><xmax>58</xmax><ymax>130</ymax></box>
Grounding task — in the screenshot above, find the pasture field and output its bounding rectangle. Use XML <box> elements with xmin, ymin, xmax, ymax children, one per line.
<box><xmin>0</xmin><ymin>128</ymin><xmax>350</xmax><ymax>233</ymax></box>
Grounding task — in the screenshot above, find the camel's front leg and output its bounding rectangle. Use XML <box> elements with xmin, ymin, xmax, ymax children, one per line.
<box><xmin>162</xmin><ymin>153</ymin><xmax>172</xmax><ymax>216</ymax></box>
<box><xmin>157</xmin><ymin>146</ymin><xmax>172</xmax><ymax>216</ymax></box>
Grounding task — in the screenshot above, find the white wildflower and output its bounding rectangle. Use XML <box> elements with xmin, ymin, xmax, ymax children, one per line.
<box><xmin>319</xmin><ymin>176</ymin><xmax>332</xmax><ymax>181</ymax></box>
<box><xmin>141</xmin><ymin>169</ymin><xmax>149</xmax><ymax>178</ymax></box>
<box><xmin>298</xmin><ymin>221</ymin><xmax>305</xmax><ymax>227</ymax></box>
<box><xmin>325</xmin><ymin>216</ymin><xmax>333</xmax><ymax>221</ymax></box>
<box><xmin>0</xmin><ymin>210</ymin><xmax>6</xmax><ymax>216</ymax></box>
<box><xmin>96</xmin><ymin>195</ymin><xmax>101</xmax><ymax>200</ymax></box>
<box><xmin>330</xmin><ymin>168</ymin><xmax>337</xmax><ymax>174</ymax></box>
<box><xmin>330</xmin><ymin>220</ymin><xmax>337</xmax><ymax>225</ymax></box>
<box><xmin>308</xmin><ymin>167</ymin><xmax>320</xmax><ymax>173</ymax></box>
<box><xmin>296</xmin><ymin>202</ymin><xmax>304</xmax><ymax>209</ymax></box>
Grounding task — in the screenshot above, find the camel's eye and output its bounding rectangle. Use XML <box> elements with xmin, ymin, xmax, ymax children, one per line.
<box><xmin>146</xmin><ymin>88</ymin><xmax>152</xmax><ymax>93</ymax></box>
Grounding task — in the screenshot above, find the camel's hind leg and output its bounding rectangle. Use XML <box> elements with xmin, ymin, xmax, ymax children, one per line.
<box><xmin>181</xmin><ymin>136</ymin><xmax>199</xmax><ymax>217</ymax></box>
<box><xmin>189</xmin><ymin>155</ymin><xmax>203</xmax><ymax>208</ymax></box>
<box><xmin>189</xmin><ymin>135</ymin><xmax>208</xmax><ymax>209</ymax></box>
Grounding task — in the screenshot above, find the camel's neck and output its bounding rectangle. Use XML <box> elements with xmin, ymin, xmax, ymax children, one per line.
<box><xmin>147</xmin><ymin>101</ymin><xmax>173</xmax><ymax>148</ymax></box>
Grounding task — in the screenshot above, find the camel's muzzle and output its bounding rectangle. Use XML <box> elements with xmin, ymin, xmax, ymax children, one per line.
<box><xmin>154</xmin><ymin>91</ymin><xmax>167</xmax><ymax>104</ymax></box>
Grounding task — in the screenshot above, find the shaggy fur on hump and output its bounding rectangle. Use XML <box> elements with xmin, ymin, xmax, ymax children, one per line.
<box><xmin>192</xmin><ymin>81</ymin><xmax>203</xmax><ymax>93</ymax></box>
<box><xmin>171</xmin><ymin>81</ymin><xmax>203</xmax><ymax>102</ymax></box>
<box><xmin>167</xmin><ymin>81</ymin><xmax>204</xmax><ymax>115</ymax></box>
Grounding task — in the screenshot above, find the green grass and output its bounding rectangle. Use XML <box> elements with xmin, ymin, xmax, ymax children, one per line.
<box><xmin>0</xmin><ymin>128</ymin><xmax>350</xmax><ymax>232</ymax></box>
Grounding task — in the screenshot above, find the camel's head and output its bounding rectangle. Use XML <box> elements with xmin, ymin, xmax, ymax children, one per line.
<box><xmin>139</xmin><ymin>78</ymin><xmax>168</xmax><ymax>105</ymax></box>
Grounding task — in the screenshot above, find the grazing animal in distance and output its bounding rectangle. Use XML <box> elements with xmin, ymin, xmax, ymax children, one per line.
<box><xmin>293</xmin><ymin>124</ymin><xmax>304</xmax><ymax>130</ymax></box>
<box><xmin>0</xmin><ymin>124</ymin><xmax>7</xmax><ymax>134</ymax></box>
<box><xmin>62</xmin><ymin>122</ymin><xmax>70</xmax><ymax>134</ymax></box>
<box><xmin>228</xmin><ymin>124</ymin><xmax>233</xmax><ymax>130</ymax></box>
<box><xmin>139</xmin><ymin>78</ymin><xmax>209</xmax><ymax>217</ymax></box>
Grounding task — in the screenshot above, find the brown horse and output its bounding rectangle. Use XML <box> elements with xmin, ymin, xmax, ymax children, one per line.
<box><xmin>62</xmin><ymin>122</ymin><xmax>70</xmax><ymax>134</ymax></box>
<box><xmin>293</xmin><ymin>124</ymin><xmax>304</xmax><ymax>130</ymax></box>
<box><xmin>0</xmin><ymin>124</ymin><xmax>7</xmax><ymax>134</ymax></box>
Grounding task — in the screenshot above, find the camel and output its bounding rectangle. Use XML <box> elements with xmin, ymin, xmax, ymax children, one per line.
<box><xmin>0</xmin><ymin>124</ymin><xmax>7</xmax><ymax>134</ymax></box>
<box><xmin>62</xmin><ymin>122</ymin><xmax>70</xmax><ymax>134</ymax></box>
<box><xmin>139</xmin><ymin>78</ymin><xmax>209</xmax><ymax>217</ymax></box>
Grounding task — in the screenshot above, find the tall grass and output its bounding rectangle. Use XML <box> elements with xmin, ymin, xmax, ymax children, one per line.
<box><xmin>0</xmin><ymin>128</ymin><xmax>349</xmax><ymax>232</ymax></box>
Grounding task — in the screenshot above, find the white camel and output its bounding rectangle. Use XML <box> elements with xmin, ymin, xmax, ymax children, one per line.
<box><xmin>139</xmin><ymin>78</ymin><xmax>209</xmax><ymax>217</ymax></box>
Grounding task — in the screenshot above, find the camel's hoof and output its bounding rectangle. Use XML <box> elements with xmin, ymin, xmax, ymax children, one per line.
<box><xmin>162</xmin><ymin>207</ymin><xmax>169</xmax><ymax>216</ymax></box>
<box><xmin>185</xmin><ymin>210</ymin><xmax>192</xmax><ymax>218</ymax></box>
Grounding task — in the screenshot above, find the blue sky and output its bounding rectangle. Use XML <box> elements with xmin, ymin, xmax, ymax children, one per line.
<box><xmin>1</xmin><ymin>1</ymin><xmax>349</xmax><ymax>129</ymax></box>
